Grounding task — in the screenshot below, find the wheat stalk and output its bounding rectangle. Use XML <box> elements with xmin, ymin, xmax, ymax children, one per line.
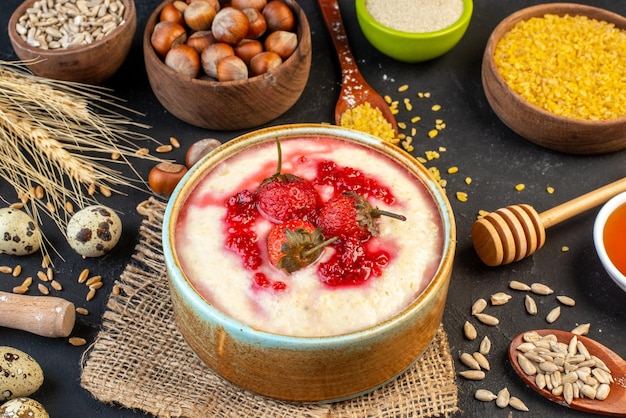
<box><xmin>0</xmin><ymin>60</ymin><xmax>164</xmax><ymax>258</ymax></box>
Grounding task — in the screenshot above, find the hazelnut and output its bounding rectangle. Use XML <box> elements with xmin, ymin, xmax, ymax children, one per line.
<box><xmin>148</xmin><ymin>162</ymin><xmax>189</xmax><ymax>198</ymax></box>
<box><xmin>165</xmin><ymin>44</ymin><xmax>201</xmax><ymax>78</ymax></box>
<box><xmin>262</xmin><ymin>1</ymin><xmax>295</xmax><ymax>32</ymax></box>
<box><xmin>184</xmin><ymin>0</ymin><xmax>217</xmax><ymax>31</ymax></box>
<box><xmin>201</xmin><ymin>42</ymin><xmax>235</xmax><ymax>78</ymax></box>
<box><xmin>249</xmin><ymin>50</ymin><xmax>282</xmax><ymax>76</ymax></box>
<box><xmin>216</xmin><ymin>55</ymin><xmax>248</xmax><ymax>81</ymax></box>
<box><xmin>264</xmin><ymin>30</ymin><xmax>297</xmax><ymax>60</ymax></box>
<box><xmin>151</xmin><ymin>21</ymin><xmax>188</xmax><ymax>58</ymax></box>
<box><xmin>212</xmin><ymin>7</ymin><xmax>250</xmax><ymax>45</ymax></box>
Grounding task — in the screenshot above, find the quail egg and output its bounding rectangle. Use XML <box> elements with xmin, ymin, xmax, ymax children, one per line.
<box><xmin>66</xmin><ymin>205</ymin><xmax>122</xmax><ymax>257</ymax></box>
<box><xmin>0</xmin><ymin>208</ymin><xmax>41</xmax><ymax>256</ymax></box>
<box><xmin>0</xmin><ymin>346</ymin><xmax>44</xmax><ymax>402</ymax></box>
<box><xmin>0</xmin><ymin>397</ymin><xmax>48</xmax><ymax>418</ymax></box>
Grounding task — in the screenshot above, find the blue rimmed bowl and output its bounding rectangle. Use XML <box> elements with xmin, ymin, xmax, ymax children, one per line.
<box><xmin>162</xmin><ymin>123</ymin><xmax>456</xmax><ymax>402</ymax></box>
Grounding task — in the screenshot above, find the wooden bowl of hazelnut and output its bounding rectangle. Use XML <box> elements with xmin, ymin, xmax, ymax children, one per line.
<box><xmin>8</xmin><ymin>0</ymin><xmax>136</xmax><ymax>84</ymax></box>
<box><xmin>482</xmin><ymin>3</ymin><xmax>626</xmax><ymax>154</ymax></box>
<box><xmin>143</xmin><ymin>0</ymin><xmax>312</xmax><ymax>130</ymax></box>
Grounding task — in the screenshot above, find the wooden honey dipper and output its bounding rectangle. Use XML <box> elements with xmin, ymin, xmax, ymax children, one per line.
<box><xmin>472</xmin><ymin>177</ymin><xmax>626</xmax><ymax>266</ymax></box>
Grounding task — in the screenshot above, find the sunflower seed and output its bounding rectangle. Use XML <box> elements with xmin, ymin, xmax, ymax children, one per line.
<box><xmin>463</xmin><ymin>321</ymin><xmax>477</xmax><ymax>340</ymax></box>
<box><xmin>509</xmin><ymin>280</ymin><xmax>531</xmax><ymax>291</ymax></box>
<box><xmin>531</xmin><ymin>282</ymin><xmax>554</xmax><ymax>295</ymax></box>
<box><xmin>473</xmin><ymin>352</ymin><xmax>490</xmax><ymax>371</ymax></box>
<box><xmin>556</xmin><ymin>295</ymin><xmax>576</xmax><ymax>306</ymax></box>
<box><xmin>535</xmin><ymin>373</ymin><xmax>546</xmax><ymax>389</ymax></box>
<box><xmin>552</xmin><ymin>384</ymin><xmax>564</xmax><ymax>396</ymax></box>
<box><xmin>539</xmin><ymin>361</ymin><xmax>559</xmax><ymax>373</ymax></box>
<box><xmin>459</xmin><ymin>370</ymin><xmax>485</xmax><ymax>380</ymax></box>
<box><xmin>523</xmin><ymin>331</ymin><xmax>541</xmax><ymax>343</ymax></box>
<box><xmin>518</xmin><ymin>353</ymin><xmax>537</xmax><ymax>375</ymax></box>
<box><xmin>471</xmin><ymin>298</ymin><xmax>487</xmax><ymax>315</ymax></box>
<box><xmin>525</xmin><ymin>294</ymin><xmax>538</xmax><ymax>315</ymax></box>
<box><xmin>509</xmin><ymin>396</ymin><xmax>529</xmax><ymax>412</ymax></box>
<box><xmin>460</xmin><ymin>352</ymin><xmax>481</xmax><ymax>370</ymax></box>
<box><xmin>475</xmin><ymin>313</ymin><xmax>499</xmax><ymax>326</ymax></box>
<box><xmin>595</xmin><ymin>383</ymin><xmax>610</xmax><ymax>400</ymax></box>
<box><xmin>490</xmin><ymin>292</ymin><xmax>512</xmax><ymax>306</ymax></box>
<box><xmin>475</xmin><ymin>389</ymin><xmax>497</xmax><ymax>402</ymax></box>
<box><xmin>479</xmin><ymin>336</ymin><xmax>491</xmax><ymax>355</ymax></box>
<box><xmin>581</xmin><ymin>384</ymin><xmax>596</xmax><ymax>399</ymax></box>
<box><xmin>563</xmin><ymin>381</ymin><xmax>574</xmax><ymax>404</ymax></box>
<box><xmin>496</xmin><ymin>387</ymin><xmax>510</xmax><ymax>408</ymax></box>
<box><xmin>546</xmin><ymin>306</ymin><xmax>561</xmax><ymax>323</ymax></box>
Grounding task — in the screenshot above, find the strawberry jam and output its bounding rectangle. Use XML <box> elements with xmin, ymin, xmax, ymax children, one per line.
<box><xmin>222</xmin><ymin>159</ymin><xmax>397</xmax><ymax>287</ymax></box>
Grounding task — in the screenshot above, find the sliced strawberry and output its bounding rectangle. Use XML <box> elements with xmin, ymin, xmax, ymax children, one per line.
<box><xmin>317</xmin><ymin>192</ymin><xmax>406</xmax><ymax>241</ymax></box>
<box><xmin>267</xmin><ymin>219</ymin><xmax>335</xmax><ymax>273</ymax></box>
<box><xmin>256</xmin><ymin>139</ymin><xmax>320</xmax><ymax>223</ymax></box>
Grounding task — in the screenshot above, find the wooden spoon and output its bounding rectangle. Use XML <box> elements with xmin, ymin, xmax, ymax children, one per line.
<box><xmin>0</xmin><ymin>291</ymin><xmax>75</xmax><ymax>338</ymax></box>
<box><xmin>509</xmin><ymin>329</ymin><xmax>626</xmax><ymax>416</ymax></box>
<box><xmin>472</xmin><ymin>177</ymin><xmax>626</xmax><ymax>266</ymax></box>
<box><xmin>317</xmin><ymin>0</ymin><xmax>398</xmax><ymax>135</ymax></box>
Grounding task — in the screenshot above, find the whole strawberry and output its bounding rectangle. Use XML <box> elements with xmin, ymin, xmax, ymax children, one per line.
<box><xmin>256</xmin><ymin>139</ymin><xmax>320</xmax><ymax>223</ymax></box>
<box><xmin>267</xmin><ymin>219</ymin><xmax>336</xmax><ymax>273</ymax></box>
<box><xmin>317</xmin><ymin>192</ymin><xmax>406</xmax><ymax>241</ymax></box>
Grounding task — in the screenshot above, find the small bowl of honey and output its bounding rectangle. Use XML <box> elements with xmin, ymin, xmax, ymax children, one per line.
<box><xmin>594</xmin><ymin>191</ymin><xmax>626</xmax><ymax>292</ymax></box>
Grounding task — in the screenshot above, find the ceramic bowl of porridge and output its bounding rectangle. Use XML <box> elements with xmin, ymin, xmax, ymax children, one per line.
<box><xmin>355</xmin><ymin>0</ymin><xmax>473</xmax><ymax>62</ymax></box>
<box><xmin>163</xmin><ymin>123</ymin><xmax>456</xmax><ymax>402</ymax></box>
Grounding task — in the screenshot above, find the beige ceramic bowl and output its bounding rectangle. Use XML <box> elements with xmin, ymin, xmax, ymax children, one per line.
<box><xmin>162</xmin><ymin>124</ymin><xmax>456</xmax><ymax>402</ymax></box>
<box><xmin>143</xmin><ymin>0</ymin><xmax>311</xmax><ymax>130</ymax></box>
<box><xmin>8</xmin><ymin>0</ymin><xmax>136</xmax><ymax>84</ymax></box>
<box><xmin>482</xmin><ymin>3</ymin><xmax>626</xmax><ymax>154</ymax></box>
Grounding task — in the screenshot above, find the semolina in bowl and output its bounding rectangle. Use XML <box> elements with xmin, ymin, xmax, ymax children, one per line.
<box><xmin>162</xmin><ymin>123</ymin><xmax>456</xmax><ymax>402</ymax></box>
<box><xmin>482</xmin><ymin>3</ymin><xmax>626</xmax><ymax>154</ymax></box>
<box><xmin>355</xmin><ymin>0</ymin><xmax>473</xmax><ymax>62</ymax></box>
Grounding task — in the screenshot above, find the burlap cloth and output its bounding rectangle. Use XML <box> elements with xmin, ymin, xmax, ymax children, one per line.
<box><xmin>80</xmin><ymin>197</ymin><xmax>459</xmax><ymax>417</ymax></box>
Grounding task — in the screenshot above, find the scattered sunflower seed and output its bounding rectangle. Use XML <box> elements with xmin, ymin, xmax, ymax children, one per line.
<box><xmin>463</xmin><ymin>321</ymin><xmax>478</xmax><ymax>340</ymax></box>
<box><xmin>496</xmin><ymin>387</ymin><xmax>510</xmax><ymax>408</ymax></box>
<box><xmin>475</xmin><ymin>389</ymin><xmax>497</xmax><ymax>402</ymax></box>
<box><xmin>509</xmin><ymin>396</ymin><xmax>529</xmax><ymax>411</ymax></box>
<box><xmin>473</xmin><ymin>352</ymin><xmax>490</xmax><ymax>371</ymax></box>
<box><xmin>531</xmin><ymin>282</ymin><xmax>554</xmax><ymax>295</ymax></box>
<box><xmin>471</xmin><ymin>298</ymin><xmax>488</xmax><ymax>315</ymax></box>
<box><xmin>490</xmin><ymin>292</ymin><xmax>512</xmax><ymax>306</ymax></box>
<box><xmin>461</xmin><ymin>352</ymin><xmax>481</xmax><ymax>370</ymax></box>
<box><xmin>524</xmin><ymin>294</ymin><xmax>538</xmax><ymax>315</ymax></box>
<box><xmin>474</xmin><ymin>313</ymin><xmax>499</xmax><ymax>326</ymax></box>
<box><xmin>479</xmin><ymin>336</ymin><xmax>491</xmax><ymax>355</ymax></box>
<box><xmin>509</xmin><ymin>280</ymin><xmax>531</xmax><ymax>291</ymax></box>
<box><xmin>556</xmin><ymin>295</ymin><xmax>576</xmax><ymax>306</ymax></box>
<box><xmin>459</xmin><ymin>370</ymin><xmax>486</xmax><ymax>380</ymax></box>
<box><xmin>546</xmin><ymin>306</ymin><xmax>561</xmax><ymax>323</ymax></box>
<box><xmin>571</xmin><ymin>323</ymin><xmax>591</xmax><ymax>336</ymax></box>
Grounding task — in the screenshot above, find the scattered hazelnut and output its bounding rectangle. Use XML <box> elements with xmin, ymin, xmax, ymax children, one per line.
<box><xmin>148</xmin><ymin>162</ymin><xmax>189</xmax><ymax>198</ymax></box>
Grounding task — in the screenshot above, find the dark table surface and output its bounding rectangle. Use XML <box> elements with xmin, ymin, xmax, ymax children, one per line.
<box><xmin>1</xmin><ymin>0</ymin><xmax>625</xmax><ymax>417</ymax></box>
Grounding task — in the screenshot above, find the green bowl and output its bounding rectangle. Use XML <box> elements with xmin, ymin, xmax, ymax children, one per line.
<box><xmin>355</xmin><ymin>0</ymin><xmax>473</xmax><ymax>62</ymax></box>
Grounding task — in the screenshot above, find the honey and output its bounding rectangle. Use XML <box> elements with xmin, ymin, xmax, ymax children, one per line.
<box><xmin>603</xmin><ymin>203</ymin><xmax>626</xmax><ymax>276</ymax></box>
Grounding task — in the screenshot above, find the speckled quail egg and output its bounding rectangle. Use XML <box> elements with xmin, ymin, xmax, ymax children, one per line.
<box><xmin>0</xmin><ymin>347</ymin><xmax>44</xmax><ymax>402</ymax></box>
<box><xmin>66</xmin><ymin>205</ymin><xmax>122</xmax><ymax>257</ymax></box>
<box><xmin>0</xmin><ymin>208</ymin><xmax>41</xmax><ymax>256</ymax></box>
<box><xmin>0</xmin><ymin>397</ymin><xmax>49</xmax><ymax>418</ymax></box>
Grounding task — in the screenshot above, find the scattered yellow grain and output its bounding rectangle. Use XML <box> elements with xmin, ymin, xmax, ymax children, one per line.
<box><xmin>169</xmin><ymin>136</ymin><xmax>181</xmax><ymax>148</ymax></box>
<box><xmin>416</xmin><ymin>156</ymin><xmax>428</xmax><ymax>164</ymax></box>
<box><xmin>86</xmin><ymin>275</ymin><xmax>102</xmax><ymax>287</ymax></box>
<box><xmin>478</xmin><ymin>209</ymin><xmax>490</xmax><ymax>219</ymax></box>
<box><xmin>428</xmin><ymin>129</ymin><xmax>439</xmax><ymax>138</ymax></box>
<box><xmin>64</xmin><ymin>201</ymin><xmax>74</xmax><ymax>213</ymax></box>
<box><xmin>38</xmin><ymin>283</ymin><xmax>49</xmax><ymax>295</ymax></box>
<box><xmin>384</xmin><ymin>95</ymin><xmax>392</xmax><ymax>104</ymax></box>
<box><xmin>35</xmin><ymin>185</ymin><xmax>44</xmax><ymax>199</ymax></box>
<box><xmin>562</xmin><ymin>246</ymin><xmax>570</xmax><ymax>252</ymax></box>
<box><xmin>493</xmin><ymin>14</ymin><xmax>626</xmax><ymax>120</ymax></box>
<box><xmin>99</xmin><ymin>185</ymin><xmax>112</xmax><ymax>197</ymax></box>
<box><xmin>51</xmin><ymin>280</ymin><xmax>63</xmax><ymax>291</ymax></box>
<box><xmin>411</xmin><ymin>116</ymin><xmax>421</xmax><ymax>123</ymax></box>
<box><xmin>37</xmin><ymin>270</ymin><xmax>48</xmax><ymax>282</ymax></box>
<box><xmin>398</xmin><ymin>132</ymin><xmax>406</xmax><ymax>140</ymax></box>
<box><xmin>9</xmin><ymin>202</ymin><xmax>23</xmax><ymax>209</ymax></box>
<box><xmin>465</xmin><ymin>176</ymin><xmax>472</xmax><ymax>185</ymax></box>
<box><xmin>404</xmin><ymin>98</ymin><xmax>413</xmax><ymax>111</ymax></box>
<box><xmin>431</xmin><ymin>104</ymin><xmax>442</xmax><ymax>112</ymax></box>
<box><xmin>428</xmin><ymin>167</ymin><xmax>441</xmax><ymax>182</ymax></box>
<box><xmin>78</xmin><ymin>269</ymin><xmax>90</xmax><ymax>284</ymax></box>
<box><xmin>397</xmin><ymin>84</ymin><xmax>409</xmax><ymax>92</ymax></box>
<box><xmin>425</xmin><ymin>150</ymin><xmax>440</xmax><ymax>160</ymax></box>
<box><xmin>456</xmin><ymin>191</ymin><xmax>468</xmax><ymax>202</ymax></box>
<box><xmin>135</xmin><ymin>147</ymin><xmax>150</xmax><ymax>156</ymax></box>
<box><xmin>76</xmin><ymin>307</ymin><xmax>89</xmax><ymax>316</ymax></box>
<box><xmin>13</xmin><ymin>285</ymin><xmax>28</xmax><ymax>294</ymax></box>
<box><xmin>340</xmin><ymin>102</ymin><xmax>398</xmax><ymax>143</ymax></box>
<box><xmin>398</xmin><ymin>122</ymin><xmax>407</xmax><ymax>130</ymax></box>
<box><xmin>41</xmin><ymin>254</ymin><xmax>51</xmax><ymax>269</ymax></box>
<box><xmin>448</xmin><ymin>166</ymin><xmax>459</xmax><ymax>174</ymax></box>
<box><xmin>410</xmin><ymin>127</ymin><xmax>417</xmax><ymax>136</ymax></box>
<box><xmin>69</xmin><ymin>337</ymin><xmax>87</xmax><ymax>347</ymax></box>
<box><xmin>439</xmin><ymin>146</ymin><xmax>447</xmax><ymax>152</ymax></box>
<box><xmin>12</xmin><ymin>265</ymin><xmax>21</xmax><ymax>277</ymax></box>
<box><xmin>515</xmin><ymin>184</ymin><xmax>526</xmax><ymax>192</ymax></box>
<box><xmin>111</xmin><ymin>151</ymin><xmax>121</xmax><ymax>160</ymax></box>
<box><xmin>547</xmin><ymin>186</ymin><xmax>555</xmax><ymax>194</ymax></box>
<box><xmin>21</xmin><ymin>277</ymin><xmax>32</xmax><ymax>287</ymax></box>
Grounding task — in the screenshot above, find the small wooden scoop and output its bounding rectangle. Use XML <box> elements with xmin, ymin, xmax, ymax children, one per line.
<box><xmin>317</xmin><ymin>0</ymin><xmax>398</xmax><ymax>135</ymax></box>
<box><xmin>472</xmin><ymin>177</ymin><xmax>626</xmax><ymax>266</ymax></box>
<box><xmin>509</xmin><ymin>329</ymin><xmax>626</xmax><ymax>416</ymax></box>
<box><xmin>0</xmin><ymin>291</ymin><xmax>75</xmax><ymax>338</ymax></box>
